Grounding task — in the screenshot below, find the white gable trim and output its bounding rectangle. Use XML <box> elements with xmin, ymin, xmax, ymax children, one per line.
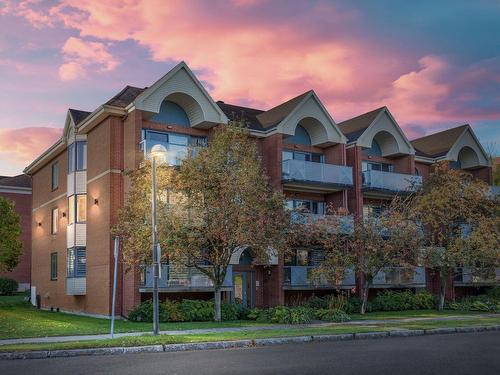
<box><xmin>356</xmin><ymin>108</ymin><xmax>415</xmax><ymax>156</ymax></box>
<box><xmin>277</xmin><ymin>91</ymin><xmax>346</xmax><ymax>146</ymax></box>
<box><xmin>446</xmin><ymin>126</ymin><xmax>490</xmax><ymax>167</ymax></box>
<box><xmin>132</xmin><ymin>62</ymin><xmax>228</xmax><ymax>127</ymax></box>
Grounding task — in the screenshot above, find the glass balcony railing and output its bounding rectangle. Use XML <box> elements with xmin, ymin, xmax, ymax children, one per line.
<box><xmin>140</xmin><ymin>264</ymin><xmax>233</xmax><ymax>290</ymax></box>
<box><xmin>290</xmin><ymin>212</ymin><xmax>354</xmax><ymax>234</ymax></box>
<box><xmin>282</xmin><ymin>159</ymin><xmax>353</xmax><ymax>188</ymax></box>
<box><xmin>283</xmin><ymin>266</ymin><xmax>355</xmax><ymax>288</ymax></box>
<box><xmin>362</xmin><ymin>170</ymin><xmax>422</xmax><ymax>193</ymax></box>
<box><xmin>372</xmin><ymin>267</ymin><xmax>426</xmax><ymax>287</ymax></box>
<box><xmin>454</xmin><ymin>267</ymin><xmax>500</xmax><ymax>285</ymax></box>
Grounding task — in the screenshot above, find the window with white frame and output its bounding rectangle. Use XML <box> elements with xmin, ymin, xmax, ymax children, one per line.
<box><xmin>51</xmin><ymin>207</ymin><xmax>58</xmax><ymax>234</ymax></box>
<box><xmin>67</xmin><ymin>247</ymin><xmax>86</xmax><ymax>278</ymax></box>
<box><xmin>68</xmin><ymin>194</ymin><xmax>87</xmax><ymax>225</ymax></box>
<box><xmin>51</xmin><ymin>162</ymin><xmax>59</xmax><ymax>190</ymax></box>
<box><xmin>68</xmin><ymin>141</ymin><xmax>87</xmax><ymax>173</ymax></box>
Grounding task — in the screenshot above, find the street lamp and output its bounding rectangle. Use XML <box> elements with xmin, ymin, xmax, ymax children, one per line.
<box><xmin>150</xmin><ymin>144</ymin><xmax>167</xmax><ymax>335</ymax></box>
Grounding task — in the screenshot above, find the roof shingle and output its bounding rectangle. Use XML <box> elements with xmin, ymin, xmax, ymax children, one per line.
<box><xmin>410</xmin><ymin>124</ymin><xmax>469</xmax><ymax>158</ymax></box>
<box><xmin>337</xmin><ymin>107</ymin><xmax>385</xmax><ymax>142</ymax></box>
<box><xmin>0</xmin><ymin>174</ymin><xmax>32</xmax><ymax>188</ymax></box>
<box><xmin>106</xmin><ymin>86</ymin><xmax>146</xmax><ymax>108</ymax></box>
<box><xmin>256</xmin><ymin>91</ymin><xmax>312</xmax><ymax>129</ymax></box>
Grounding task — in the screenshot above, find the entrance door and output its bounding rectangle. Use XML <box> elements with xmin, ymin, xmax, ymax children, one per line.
<box><xmin>233</xmin><ymin>272</ymin><xmax>253</xmax><ymax>308</ymax></box>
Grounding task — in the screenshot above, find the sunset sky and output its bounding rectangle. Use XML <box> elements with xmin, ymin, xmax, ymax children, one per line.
<box><xmin>0</xmin><ymin>0</ymin><xmax>499</xmax><ymax>176</ymax></box>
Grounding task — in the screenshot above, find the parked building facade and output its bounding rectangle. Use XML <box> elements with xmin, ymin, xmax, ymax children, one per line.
<box><xmin>25</xmin><ymin>62</ymin><xmax>497</xmax><ymax>316</ymax></box>
<box><xmin>0</xmin><ymin>174</ymin><xmax>32</xmax><ymax>291</ymax></box>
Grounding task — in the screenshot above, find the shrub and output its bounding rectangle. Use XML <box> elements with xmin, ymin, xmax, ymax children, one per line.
<box><xmin>268</xmin><ymin>306</ymin><xmax>313</xmax><ymax>324</ymax></box>
<box><xmin>449</xmin><ymin>296</ymin><xmax>499</xmax><ymax>313</ymax></box>
<box><xmin>128</xmin><ymin>300</ymin><xmax>169</xmax><ymax>322</ymax></box>
<box><xmin>414</xmin><ymin>291</ymin><xmax>435</xmax><ymax>310</ymax></box>
<box><xmin>305</xmin><ymin>295</ymin><xmax>327</xmax><ymax>309</ymax></box>
<box><xmin>486</xmin><ymin>286</ymin><xmax>500</xmax><ymax>301</ymax></box>
<box><xmin>221</xmin><ymin>301</ymin><xmax>239</xmax><ymax>321</ymax></box>
<box><xmin>315</xmin><ymin>308</ymin><xmax>351</xmax><ymax>322</ymax></box>
<box><xmin>345</xmin><ymin>297</ymin><xmax>363</xmax><ymax>314</ymax></box>
<box><xmin>0</xmin><ymin>278</ymin><xmax>18</xmax><ymax>295</ymax></box>
<box><xmin>371</xmin><ymin>290</ymin><xmax>416</xmax><ymax>311</ymax></box>
<box><xmin>163</xmin><ymin>299</ymin><xmax>185</xmax><ymax>322</ymax></box>
<box><xmin>325</xmin><ymin>294</ymin><xmax>347</xmax><ymax>311</ymax></box>
<box><xmin>179</xmin><ymin>299</ymin><xmax>214</xmax><ymax>321</ymax></box>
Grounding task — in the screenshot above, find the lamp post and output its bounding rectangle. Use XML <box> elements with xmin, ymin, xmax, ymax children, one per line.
<box><xmin>150</xmin><ymin>144</ymin><xmax>167</xmax><ymax>335</ymax></box>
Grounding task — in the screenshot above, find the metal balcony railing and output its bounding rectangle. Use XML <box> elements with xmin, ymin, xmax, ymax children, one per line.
<box><xmin>282</xmin><ymin>159</ymin><xmax>353</xmax><ymax>187</ymax></box>
<box><xmin>140</xmin><ymin>264</ymin><xmax>233</xmax><ymax>290</ymax></box>
<box><xmin>372</xmin><ymin>267</ymin><xmax>426</xmax><ymax>287</ymax></box>
<box><xmin>283</xmin><ymin>266</ymin><xmax>356</xmax><ymax>288</ymax></box>
<box><xmin>362</xmin><ymin>170</ymin><xmax>422</xmax><ymax>193</ymax></box>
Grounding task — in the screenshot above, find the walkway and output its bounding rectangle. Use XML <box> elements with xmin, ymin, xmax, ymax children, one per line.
<box><xmin>0</xmin><ymin>313</ymin><xmax>496</xmax><ymax>346</ymax></box>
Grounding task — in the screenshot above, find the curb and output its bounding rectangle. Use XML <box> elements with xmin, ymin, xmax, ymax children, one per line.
<box><xmin>1</xmin><ymin>325</ymin><xmax>499</xmax><ymax>361</ymax></box>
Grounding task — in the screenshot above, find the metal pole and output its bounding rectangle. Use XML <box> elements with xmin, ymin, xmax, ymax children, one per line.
<box><xmin>151</xmin><ymin>156</ymin><xmax>160</xmax><ymax>335</ymax></box>
<box><xmin>110</xmin><ymin>236</ymin><xmax>119</xmax><ymax>338</ymax></box>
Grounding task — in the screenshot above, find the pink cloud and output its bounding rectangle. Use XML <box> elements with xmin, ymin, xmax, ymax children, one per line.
<box><xmin>0</xmin><ymin>127</ymin><xmax>62</xmax><ymax>174</ymax></box>
<box><xmin>59</xmin><ymin>36</ymin><xmax>119</xmax><ymax>81</ymax></box>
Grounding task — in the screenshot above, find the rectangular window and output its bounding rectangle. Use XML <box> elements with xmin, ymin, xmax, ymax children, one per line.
<box><xmin>51</xmin><ymin>162</ymin><xmax>59</xmax><ymax>190</ymax></box>
<box><xmin>68</xmin><ymin>195</ymin><xmax>75</xmax><ymax>225</ymax></box>
<box><xmin>77</xmin><ymin>195</ymin><xmax>87</xmax><ymax>222</ymax></box>
<box><xmin>68</xmin><ymin>194</ymin><xmax>86</xmax><ymax>224</ymax></box>
<box><xmin>50</xmin><ymin>252</ymin><xmax>58</xmax><ymax>280</ymax></box>
<box><xmin>362</xmin><ymin>161</ymin><xmax>394</xmax><ymax>173</ymax></box>
<box><xmin>285</xmin><ymin>249</ymin><xmax>312</xmax><ymax>266</ymax></box>
<box><xmin>76</xmin><ymin>142</ymin><xmax>87</xmax><ymax>170</ymax></box>
<box><xmin>51</xmin><ymin>208</ymin><xmax>58</xmax><ymax>234</ymax></box>
<box><xmin>286</xmin><ymin>199</ymin><xmax>325</xmax><ymax>215</ymax></box>
<box><xmin>68</xmin><ymin>141</ymin><xmax>87</xmax><ymax>173</ymax></box>
<box><xmin>282</xmin><ymin>150</ymin><xmax>324</xmax><ymax>163</ymax></box>
<box><xmin>67</xmin><ymin>247</ymin><xmax>86</xmax><ymax>278</ymax></box>
<box><xmin>68</xmin><ymin>143</ymin><xmax>75</xmax><ymax>173</ymax></box>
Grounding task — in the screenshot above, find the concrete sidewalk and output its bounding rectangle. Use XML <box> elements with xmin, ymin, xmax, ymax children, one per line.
<box><xmin>0</xmin><ymin>313</ymin><xmax>496</xmax><ymax>346</ymax></box>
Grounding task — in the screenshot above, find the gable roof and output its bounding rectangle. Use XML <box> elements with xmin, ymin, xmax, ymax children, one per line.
<box><xmin>256</xmin><ymin>91</ymin><xmax>312</xmax><ymax>129</ymax></box>
<box><xmin>337</xmin><ymin>107</ymin><xmax>385</xmax><ymax>142</ymax></box>
<box><xmin>106</xmin><ymin>85</ymin><xmax>146</xmax><ymax>108</ymax></box>
<box><xmin>216</xmin><ymin>102</ymin><xmax>266</xmax><ymax>131</ymax></box>
<box><xmin>411</xmin><ymin>124</ymin><xmax>469</xmax><ymax>158</ymax></box>
<box><xmin>0</xmin><ymin>174</ymin><xmax>32</xmax><ymax>188</ymax></box>
<box><xmin>68</xmin><ymin>108</ymin><xmax>92</xmax><ymax>126</ymax></box>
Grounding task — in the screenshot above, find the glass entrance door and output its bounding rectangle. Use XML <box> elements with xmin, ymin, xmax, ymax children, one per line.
<box><xmin>233</xmin><ymin>272</ymin><xmax>253</xmax><ymax>308</ymax></box>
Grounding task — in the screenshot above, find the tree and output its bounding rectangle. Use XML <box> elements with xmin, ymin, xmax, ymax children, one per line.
<box><xmin>412</xmin><ymin>162</ymin><xmax>500</xmax><ymax>310</ymax></box>
<box><xmin>314</xmin><ymin>200</ymin><xmax>421</xmax><ymax>314</ymax></box>
<box><xmin>0</xmin><ymin>197</ymin><xmax>22</xmax><ymax>273</ymax></box>
<box><xmin>115</xmin><ymin>122</ymin><xmax>291</xmax><ymax>321</ymax></box>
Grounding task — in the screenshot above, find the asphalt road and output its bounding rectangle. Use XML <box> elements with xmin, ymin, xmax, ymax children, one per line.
<box><xmin>2</xmin><ymin>331</ymin><xmax>499</xmax><ymax>375</ymax></box>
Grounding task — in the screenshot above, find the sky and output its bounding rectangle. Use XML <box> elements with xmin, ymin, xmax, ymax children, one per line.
<box><xmin>0</xmin><ymin>0</ymin><xmax>499</xmax><ymax>176</ymax></box>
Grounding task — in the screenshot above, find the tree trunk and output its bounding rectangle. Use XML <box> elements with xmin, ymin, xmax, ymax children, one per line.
<box><xmin>438</xmin><ymin>273</ymin><xmax>447</xmax><ymax>311</ymax></box>
<box><xmin>360</xmin><ymin>280</ymin><xmax>370</xmax><ymax>314</ymax></box>
<box><xmin>214</xmin><ymin>286</ymin><xmax>222</xmax><ymax>322</ymax></box>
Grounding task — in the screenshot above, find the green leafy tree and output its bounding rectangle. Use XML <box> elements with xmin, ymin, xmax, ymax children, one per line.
<box><xmin>412</xmin><ymin>162</ymin><xmax>500</xmax><ymax>310</ymax></box>
<box><xmin>314</xmin><ymin>200</ymin><xmax>422</xmax><ymax>314</ymax></box>
<box><xmin>0</xmin><ymin>197</ymin><xmax>22</xmax><ymax>273</ymax></box>
<box><xmin>115</xmin><ymin>122</ymin><xmax>291</xmax><ymax>321</ymax></box>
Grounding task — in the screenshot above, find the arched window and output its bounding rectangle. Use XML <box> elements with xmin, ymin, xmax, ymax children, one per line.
<box><xmin>363</xmin><ymin>139</ymin><xmax>383</xmax><ymax>157</ymax></box>
<box><xmin>284</xmin><ymin>125</ymin><xmax>312</xmax><ymax>145</ymax></box>
<box><xmin>150</xmin><ymin>100</ymin><xmax>190</xmax><ymax>127</ymax></box>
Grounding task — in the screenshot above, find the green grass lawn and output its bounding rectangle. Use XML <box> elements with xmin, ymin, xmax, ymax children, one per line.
<box><xmin>350</xmin><ymin>309</ymin><xmax>486</xmax><ymax>320</ymax></box>
<box><xmin>1</xmin><ymin>316</ymin><xmax>499</xmax><ymax>353</ymax></box>
<box><xmin>0</xmin><ymin>295</ymin><xmax>271</xmax><ymax>340</ymax></box>
<box><xmin>0</xmin><ymin>295</ymin><xmax>496</xmax><ymax>341</ymax></box>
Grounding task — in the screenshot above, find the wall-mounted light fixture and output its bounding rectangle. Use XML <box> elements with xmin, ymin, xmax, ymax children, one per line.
<box><xmin>37</xmin><ymin>221</ymin><xmax>42</xmax><ymax>227</ymax></box>
<box><xmin>94</xmin><ymin>198</ymin><xmax>99</xmax><ymax>205</ymax></box>
<box><xmin>167</xmin><ymin>125</ymin><xmax>173</xmax><ymax>129</ymax></box>
<box><xmin>62</xmin><ymin>212</ymin><xmax>66</xmax><ymax>217</ymax></box>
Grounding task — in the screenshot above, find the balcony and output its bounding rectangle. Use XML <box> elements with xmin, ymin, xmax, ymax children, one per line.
<box><xmin>372</xmin><ymin>267</ymin><xmax>426</xmax><ymax>288</ymax></box>
<box><xmin>362</xmin><ymin>170</ymin><xmax>422</xmax><ymax>195</ymax></box>
<box><xmin>290</xmin><ymin>212</ymin><xmax>354</xmax><ymax>234</ymax></box>
<box><xmin>140</xmin><ymin>264</ymin><xmax>233</xmax><ymax>292</ymax></box>
<box><xmin>454</xmin><ymin>268</ymin><xmax>500</xmax><ymax>286</ymax></box>
<box><xmin>283</xmin><ymin>266</ymin><xmax>355</xmax><ymax>289</ymax></box>
<box><xmin>282</xmin><ymin>159</ymin><xmax>353</xmax><ymax>192</ymax></box>
<box><xmin>490</xmin><ymin>185</ymin><xmax>500</xmax><ymax>197</ymax></box>
<box><xmin>66</xmin><ymin>277</ymin><xmax>86</xmax><ymax>295</ymax></box>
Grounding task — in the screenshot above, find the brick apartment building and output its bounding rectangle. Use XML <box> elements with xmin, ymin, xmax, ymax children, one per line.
<box><xmin>24</xmin><ymin>62</ymin><xmax>498</xmax><ymax>317</ymax></box>
<box><xmin>0</xmin><ymin>174</ymin><xmax>32</xmax><ymax>291</ymax></box>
